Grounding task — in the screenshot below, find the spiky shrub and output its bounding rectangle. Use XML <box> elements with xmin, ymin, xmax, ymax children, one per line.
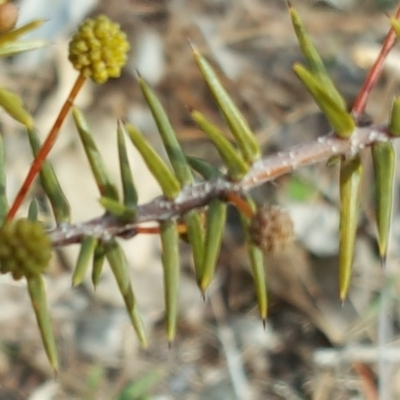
<box><xmin>0</xmin><ymin>3</ymin><xmax>399</xmax><ymax>372</ymax></box>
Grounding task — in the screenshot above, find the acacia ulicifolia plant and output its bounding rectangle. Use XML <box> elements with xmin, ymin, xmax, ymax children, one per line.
<box><xmin>0</xmin><ymin>1</ymin><xmax>399</xmax><ymax>371</ymax></box>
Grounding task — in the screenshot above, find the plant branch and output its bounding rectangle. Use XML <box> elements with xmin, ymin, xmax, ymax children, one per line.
<box><xmin>48</xmin><ymin>124</ymin><xmax>391</xmax><ymax>247</ymax></box>
<box><xmin>6</xmin><ymin>73</ymin><xmax>86</xmax><ymax>221</ymax></box>
<box><xmin>352</xmin><ymin>5</ymin><xmax>400</xmax><ymax>117</ymax></box>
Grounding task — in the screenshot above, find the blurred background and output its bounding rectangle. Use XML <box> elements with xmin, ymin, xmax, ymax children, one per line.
<box><xmin>1</xmin><ymin>0</ymin><xmax>400</xmax><ymax>399</ymax></box>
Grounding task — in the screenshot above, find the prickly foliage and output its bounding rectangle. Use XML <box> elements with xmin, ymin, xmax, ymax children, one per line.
<box><xmin>0</xmin><ymin>4</ymin><xmax>398</xmax><ymax>370</ymax></box>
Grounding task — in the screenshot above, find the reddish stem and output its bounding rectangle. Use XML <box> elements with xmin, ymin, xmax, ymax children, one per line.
<box><xmin>352</xmin><ymin>362</ymin><xmax>378</xmax><ymax>400</ymax></box>
<box><xmin>6</xmin><ymin>73</ymin><xmax>86</xmax><ymax>220</ymax></box>
<box><xmin>352</xmin><ymin>6</ymin><xmax>400</xmax><ymax>117</ymax></box>
<box><xmin>136</xmin><ymin>223</ymin><xmax>187</xmax><ymax>235</ymax></box>
<box><xmin>225</xmin><ymin>192</ymin><xmax>254</xmax><ymax>218</ymax></box>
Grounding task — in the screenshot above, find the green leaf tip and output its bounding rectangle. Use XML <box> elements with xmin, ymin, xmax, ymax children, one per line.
<box><xmin>0</xmin><ymin>39</ymin><xmax>47</xmax><ymax>58</ymax></box>
<box><xmin>389</xmin><ymin>97</ymin><xmax>400</xmax><ymax>136</ymax></box>
<box><xmin>104</xmin><ymin>240</ymin><xmax>148</xmax><ymax>347</ymax></box>
<box><xmin>339</xmin><ymin>156</ymin><xmax>363</xmax><ymax>300</ymax></box>
<box><xmin>0</xmin><ymin>86</ymin><xmax>33</xmax><ymax>128</ymax></box>
<box><xmin>183</xmin><ymin>210</ymin><xmax>204</xmax><ymax>281</ymax></box>
<box><xmin>117</xmin><ymin>123</ymin><xmax>138</xmax><ymax>207</ymax></box>
<box><xmin>192</xmin><ymin>47</ymin><xmax>261</xmax><ymax>164</ymax></box>
<box><xmin>72</xmin><ymin>236</ymin><xmax>98</xmax><ymax>287</ymax></box>
<box><xmin>240</xmin><ymin>197</ymin><xmax>268</xmax><ymax>321</ymax></box>
<box><xmin>199</xmin><ymin>199</ymin><xmax>227</xmax><ymax>293</ymax></box>
<box><xmin>72</xmin><ymin>107</ymin><xmax>120</xmax><ymax>201</ymax></box>
<box><xmin>124</xmin><ymin>122</ymin><xmax>181</xmax><ymax>200</ymax></box>
<box><xmin>190</xmin><ymin>109</ymin><xmax>249</xmax><ymax>180</ymax></box>
<box><xmin>293</xmin><ymin>64</ymin><xmax>354</xmax><ymax>138</ymax></box>
<box><xmin>160</xmin><ymin>220</ymin><xmax>180</xmax><ymax>343</ymax></box>
<box><xmin>372</xmin><ymin>142</ymin><xmax>395</xmax><ymax>264</ymax></box>
<box><xmin>99</xmin><ymin>197</ymin><xmax>136</xmax><ymax>221</ymax></box>
<box><xmin>289</xmin><ymin>5</ymin><xmax>346</xmax><ymax>111</ymax></box>
<box><xmin>0</xmin><ymin>20</ymin><xmax>45</xmax><ymax>46</ymax></box>
<box><xmin>27</xmin><ymin>198</ymin><xmax>38</xmax><ymax>222</ymax></box>
<box><xmin>186</xmin><ymin>156</ymin><xmax>221</xmax><ymax>179</ymax></box>
<box><xmin>138</xmin><ymin>77</ymin><xmax>193</xmax><ymax>186</ymax></box>
<box><xmin>27</xmin><ymin>128</ymin><xmax>71</xmax><ymax>224</ymax></box>
<box><xmin>92</xmin><ymin>243</ymin><xmax>106</xmax><ymax>288</ymax></box>
<box><xmin>27</xmin><ymin>275</ymin><xmax>58</xmax><ymax>373</ymax></box>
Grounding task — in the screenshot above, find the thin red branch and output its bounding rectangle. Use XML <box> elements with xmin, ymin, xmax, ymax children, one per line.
<box><xmin>48</xmin><ymin>124</ymin><xmax>391</xmax><ymax>247</ymax></box>
<box><xmin>353</xmin><ymin>362</ymin><xmax>378</xmax><ymax>400</ymax></box>
<box><xmin>6</xmin><ymin>73</ymin><xmax>86</xmax><ymax>220</ymax></box>
<box><xmin>224</xmin><ymin>192</ymin><xmax>254</xmax><ymax>217</ymax></box>
<box><xmin>352</xmin><ymin>5</ymin><xmax>400</xmax><ymax>117</ymax></box>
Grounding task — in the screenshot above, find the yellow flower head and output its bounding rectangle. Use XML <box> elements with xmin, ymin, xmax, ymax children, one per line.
<box><xmin>68</xmin><ymin>15</ymin><xmax>130</xmax><ymax>84</ymax></box>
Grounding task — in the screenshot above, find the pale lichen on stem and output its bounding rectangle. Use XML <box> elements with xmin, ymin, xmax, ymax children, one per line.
<box><xmin>48</xmin><ymin>124</ymin><xmax>391</xmax><ymax>247</ymax></box>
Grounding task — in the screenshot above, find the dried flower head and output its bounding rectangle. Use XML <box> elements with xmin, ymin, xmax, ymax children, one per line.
<box><xmin>249</xmin><ymin>204</ymin><xmax>294</xmax><ymax>254</ymax></box>
<box><xmin>0</xmin><ymin>219</ymin><xmax>52</xmax><ymax>280</ymax></box>
<box><xmin>0</xmin><ymin>2</ymin><xmax>18</xmax><ymax>33</ymax></box>
<box><xmin>68</xmin><ymin>15</ymin><xmax>130</xmax><ymax>84</ymax></box>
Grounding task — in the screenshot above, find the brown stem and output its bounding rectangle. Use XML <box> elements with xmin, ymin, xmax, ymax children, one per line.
<box><xmin>224</xmin><ymin>192</ymin><xmax>254</xmax><ymax>217</ymax></box>
<box><xmin>352</xmin><ymin>5</ymin><xmax>400</xmax><ymax>117</ymax></box>
<box><xmin>6</xmin><ymin>73</ymin><xmax>86</xmax><ymax>220</ymax></box>
<box><xmin>48</xmin><ymin>124</ymin><xmax>391</xmax><ymax>247</ymax></box>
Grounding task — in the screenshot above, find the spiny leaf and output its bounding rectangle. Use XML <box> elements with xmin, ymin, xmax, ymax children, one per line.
<box><xmin>190</xmin><ymin>109</ymin><xmax>249</xmax><ymax>180</ymax></box>
<box><xmin>92</xmin><ymin>243</ymin><xmax>105</xmax><ymax>289</ymax></box>
<box><xmin>186</xmin><ymin>156</ymin><xmax>226</xmax><ymax>291</ymax></box>
<box><xmin>160</xmin><ymin>219</ymin><xmax>180</xmax><ymax>343</ymax></box>
<box><xmin>0</xmin><ymin>86</ymin><xmax>33</xmax><ymax>128</ymax></box>
<box><xmin>72</xmin><ymin>236</ymin><xmax>98</xmax><ymax>286</ymax></box>
<box><xmin>0</xmin><ymin>20</ymin><xmax>45</xmax><ymax>45</ymax></box>
<box><xmin>293</xmin><ymin>63</ymin><xmax>354</xmax><ymax>138</ymax></box>
<box><xmin>186</xmin><ymin>156</ymin><xmax>221</xmax><ymax>179</ymax></box>
<box><xmin>72</xmin><ymin>107</ymin><xmax>119</xmax><ymax>201</ymax></box>
<box><xmin>183</xmin><ymin>210</ymin><xmax>204</xmax><ymax>280</ymax></box>
<box><xmin>117</xmin><ymin>122</ymin><xmax>138</xmax><ymax>207</ymax></box>
<box><xmin>99</xmin><ymin>197</ymin><xmax>136</xmax><ymax>221</ymax></box>
<box><xmin>0</xmin><ymin>39</ymin><xmax>47</xmax><ymax>57</ymax></box>
<box><xmin>137</xmin><ymin>80</ymin><xmax>205</xmax><ymax>270</ymax></box>
<box><xmin>0</xmin><ymin>134</ymin><xmax>8</xmax><ymax>224</ymax></box>
<box><xmin>372</xmin><ymin>142</ymin><xmax>395</xmax><ymax>265</ymax></box>
<box><xmin>27</xmin><ymin>275</ymin><xmax>58</xmax><ymax>373</ymax></box>
<box><xmin>241</xmin><ymin>197</ymin><xmax>268</xmax><ymax>323</ymax></box>
<box><xmin>124</xmin><ymin>123</ymin><xmax>181</xmax><ymax>200</ymax></box>
<box><xmin>27</xmin><ymin>198</ymin><xmax>38</xmax><ymax>222</ymax></box>
<box><xmin>389</xmin><ymin>97</ymin><xmax>400</xmax><ymax>136</ymax></box>
<box><xmin>192</xmin><ymin>47</ymin><xmax>260</xmax><ymax>164</ymax></box>
<box><xmin>183</xmin><ymin>220</ymin><xmax>204</xmax><ymax>282</ymax></box>
<box><xmin>138</xmin><ymin>76</ymin><xmax>193</xmax><ymax>185</ymax></box>
<box><xmin>289</xmin><ymin>5</ymin><xmax>346</xmax><ymax>110</ymax></box>
<box><xmin>104</xmin><ymin>240</ymin><xmax>147</xmax><ymax>347</ymax></box>
<box><xmin>339</xmin><ymin>156</ymin><xmax>363</xmax><ymax>300</ymax></box>
<box><xmin>27</xmin><ymin>128</ymin><xmax>70</xmax><ymax>224</ymax></box>
<box><xmin>199</xmin><ymin>199</ymin><xmax>227</xmax><ymax>292</ymax></box>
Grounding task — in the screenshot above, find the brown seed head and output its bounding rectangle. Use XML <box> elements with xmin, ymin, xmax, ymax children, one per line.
<box><xmin>249</xmin><ymin>204</ymin><xmax>294</xmax><ymax>254</ymax></box>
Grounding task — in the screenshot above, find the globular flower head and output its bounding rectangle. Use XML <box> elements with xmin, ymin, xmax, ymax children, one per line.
<box><xmin>68</xmin><ymin>15</ymin><xmax>130</xmax><ymax>84</ymax></box>
<box><xmin>0</xmin><ymin>219</ymin><xmax>52</xmax><ymax>280</ymax></box>
<box><xmin>249</xmin><ymin>204</ymin><xmax>294</xmax><ymax>254</ymax></box>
